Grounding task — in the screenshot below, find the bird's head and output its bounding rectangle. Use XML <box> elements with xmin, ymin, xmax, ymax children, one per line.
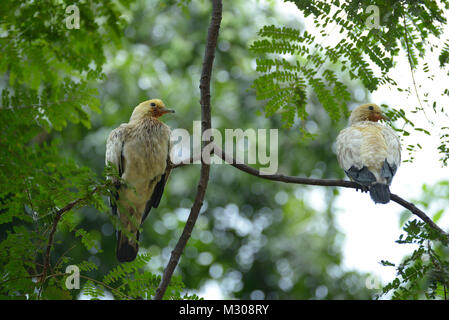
<box><xmin>349</xmin><ymin>103</ymin><xmax>389</xmax><ymax>125</ymax></box>
<box><xmin>130</xmin><ymin>99</ymin><xmax>175</xmax><ymax>121</ymax></box>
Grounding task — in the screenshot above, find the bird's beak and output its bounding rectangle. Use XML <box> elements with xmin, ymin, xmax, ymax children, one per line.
<box><xmin>160</xmin><ymin>107</ymin><xmax>175</xmax><ymax>114</ymax></box>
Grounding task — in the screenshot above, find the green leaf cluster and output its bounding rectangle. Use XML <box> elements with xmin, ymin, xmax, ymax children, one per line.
<box><xmin>0</xmin><ymin>0</ymin><xmax>191</xmax><ymax>300</ymax></box>
<box><xmin>250</xmin><ymin>25</ymin><xmax>351</xmax><ymax>128</ymax></box>
<box><xmin>381</xmin><ymin>181</ymin><xmax>449</xmax><ymax>300</ymax></box>
<box><xmin>251</xmin><ymin>0</ymin><xmax>449</xmax><ymax>164</ymax></box>
<box><xmin>381</xmin><ymin>220</ymin><xmax>449</xmax><ymax>300</ymax></box>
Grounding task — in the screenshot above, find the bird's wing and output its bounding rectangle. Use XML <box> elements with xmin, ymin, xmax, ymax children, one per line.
<box><xmin>336</xmin><ymin>126</ymin><xmax>364</xmax><ymax>171</ymax></box>
<box><xmin>381</xmin><ymin>125</ymin><xmax>401</xmax><ymax>170</ymax></box>
<box><xmin>141</xmin><ymin>144</ymin><xmax>172</xmax><ymax>224</ymax></box>
<box><xmin>336</xmin><ymin>126</ymin><xmax>377</xmax><ymax>186</ymax></box>
<box><xmin>105</xmin><ymin>125</ymin><xmax>127</xmax><ymax>216</ymax></box>
<box><xmin>380</xmin><ymin>125</ymin><xmax>401</xmax><ymax>184</ymax></box>
<box><xmin>106</xmin><ymin>124</ymin><xmax>127</xmax><ymax>176</ymax></box>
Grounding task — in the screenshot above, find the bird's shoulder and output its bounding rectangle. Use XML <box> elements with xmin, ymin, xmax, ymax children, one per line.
<box><xmin>336</xmin><ymin>126</ymin><xmax>362</xmax><ymax>169</ymax></box>
<box><xmin>379</xmin><ymin>124</ymin><xmax>400</xmax><ymax>141</ymax></box>
<box><xmin>105</xmin><ymin>124</ymin><xmax>129</xmax><ymax>171</ymax></box>
<box><xmin>336</xmin><ymin>124</ymin><xmax>364</xmax><ymax>144</ymax></box>
<box><xmin>107</xmin><ymin>123</ymin><xmax>129</xmax><ymax>142</ymax></box>
<box><xmin>380</xmin><ymin>124</ymin><xmax>401</xmax><ymax>166</ymax></box>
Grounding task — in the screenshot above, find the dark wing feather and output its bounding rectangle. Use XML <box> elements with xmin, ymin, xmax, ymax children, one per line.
<box><xmin>141</xmin><ymin>167</ymin><xmax>171</xmax><ymax>224</ymax></box>
<box><xmin>110</xmin><ymin>141</ymin><xmax>125</xmax><ymax>217</ymax></box>
<box><xmin>105</xmin><ymin>126</ymin><xmax>127</xmax><ymax>217</ymax></box>
<box><xmin>345</xmin><ymin>165</ymin><xmax>376</xmax><ymax>187</ymax></box>
<box><xmin>380</xmin><ymin>159</ymin><xmax>397</xmax><ymax>185</ymax></box>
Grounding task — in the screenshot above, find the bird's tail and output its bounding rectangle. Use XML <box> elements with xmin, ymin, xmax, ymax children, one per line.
<box><xmin>369</xmin><ymin>183</ymin><xmax>390</xmax><ymax>204</ymax></box>
<box><xmin>116</xmin><ymin>230</ymin><xmax>139</xmax><ymax>262</ymax></box>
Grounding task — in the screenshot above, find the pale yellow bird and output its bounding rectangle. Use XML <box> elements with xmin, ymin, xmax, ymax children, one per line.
<box><xmin>336</xmin><ymin>104</ymin><xmax>401</xmax><ymax>204</ymax></box>
<box><xmin>105</xmin><ymin>99</ymin><xmax>174</xmax><ymax>262</ymax></box>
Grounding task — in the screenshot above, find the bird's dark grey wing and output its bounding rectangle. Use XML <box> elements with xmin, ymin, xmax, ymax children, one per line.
<box><xmin>380</xmin><ymin>159</ymin><xmax>397</xmax><ymax>185</ymax></box>
<box><xmin>141</xmin><ymin>169</ymin><xmax>170</xmax><ymax>224</ymax></box>
<box><xmin>345</xmin><ymin>166</ymin><xmax>376</xmax><ymax>187</ymax></box>
<box><xmin>109</xmin><ymin>144</ymin><xmax>124</xmax><ymax>217</ymax></box>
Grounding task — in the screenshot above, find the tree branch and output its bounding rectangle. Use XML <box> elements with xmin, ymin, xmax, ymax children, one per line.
<box><xmin>210</xmin><ymin>144</ymin><xmax>449</xmax><ymax>241</ymax></box>
<box><xmin>152</xmin><ymin>2</ymin><xmax>446</xmax><ymax>300</ymax></box>
<box><xmin>389</xmin><ymin>194</ymin><xmax>448</xmax><ymax>239</ymax></box>
<box><xmin>153</xmin><ymin>0</ymin><xmax>222</xmax><ymax>300</ymax></box>
<box><xmin>169</xmin><ymin>144</ymin><xmax>449</xmax><ymax>240</ymax></box>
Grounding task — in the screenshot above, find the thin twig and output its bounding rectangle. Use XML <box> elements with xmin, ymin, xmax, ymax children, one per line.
<box><xmin>153</xmin><ymin>0</ymin><xmax>222</xmax><ymax>300</ymax></box>
<box><xmin>402</xmin><ymin>13</ymin><xmax>431</xmax><ymax>123</ymax></box>
<box><xmin>53</xmin><ymin>244</ymin><xmax>77</xmax><ymax>271</ymax></box>
<box><xmin>39</xmin><ymin>187</ymin><xmax>100</xmax><ymax>298</ymax></box>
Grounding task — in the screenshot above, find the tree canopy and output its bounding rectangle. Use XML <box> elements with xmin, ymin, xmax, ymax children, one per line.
<box><xmin>0</xmin><ymin>0</ymin><xmax>448</xmax><ymax>300</ymax></box>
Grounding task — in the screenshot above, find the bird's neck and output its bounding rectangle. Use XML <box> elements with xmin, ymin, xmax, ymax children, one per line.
<box><xmin>129</xmin><ymin>113</ymin><xmax>161</xmax><ymax>123</ymax></box>
<box><xmin>350</xmin><ymin>119</ymin><xmax>379</xmax><ymax>125</ymax></box>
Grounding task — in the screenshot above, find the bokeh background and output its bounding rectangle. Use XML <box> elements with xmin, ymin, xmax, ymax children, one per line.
<box><xmin>47</xmin><ymin>0</ymin><xmax>449</xmax><ymax>299</ymax></box>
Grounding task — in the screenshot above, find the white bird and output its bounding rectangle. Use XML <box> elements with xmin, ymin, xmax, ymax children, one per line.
<box><xmin>336</xmin><ymin>103</ymin><xmax>401</xmax><ymax>204</ymax></box>
<box><xmin>105</xmin><ymin>99</ymin><xmax>174</xmax><ymax>262</ymax></box>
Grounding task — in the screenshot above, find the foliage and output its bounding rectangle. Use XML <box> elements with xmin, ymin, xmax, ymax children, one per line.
<box><xmin>251</xmin><ymin>0</ymin><xmax>449</xmax><ymax>165</ymax></box>
<box><xmin>250</xmin><ymin>25</ymin><xmax>351</xmax><ymax>129</ymax></box>
<box><xmin>76</xmin><ymin>253</ymin><xmax>199</xmax><ymax>300</ymax></box>
<box><xmin>0</xmin><ymin>0</ymin><xmax>191</xmax><ymax>299</ymax></box>
<box><xmin>42</xmin><ymin>0</ymin><xmax>374</xmax><ymax>300</ymax></box>
<box><xmin>1</xmin><ymin>0</ymin><xmax>448</xmax><ymax>301</ymax></box>
<box><xmin>381</xmin><ymin>181</ymin><xmax>449</xmax><ymax>299</ymax></box>
<box><xmin>381</xmin><ymin>220</ymin><xmax>449</xmax><ymax>299</ymax></box>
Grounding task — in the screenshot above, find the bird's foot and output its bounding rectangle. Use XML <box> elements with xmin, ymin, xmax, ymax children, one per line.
<box><xmin>355</xmin><ymin>184</ymin><xmax>369</xmax><ymax>193</ymax></box>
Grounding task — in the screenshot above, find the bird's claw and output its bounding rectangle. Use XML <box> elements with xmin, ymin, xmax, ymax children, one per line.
<box><xmin>355</xmin><ymin>185</ymin><xmax>369</xmax><ymax>193</ymax></box>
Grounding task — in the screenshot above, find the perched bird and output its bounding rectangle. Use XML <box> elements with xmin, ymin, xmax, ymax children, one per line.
<box><xmin>105</xmin><ymin>99</ymin><xmax>174</xmax><ymax>262</ymax></box>
<box><xmin>336</xmin><ymin>103</ymin><xmax>401</xmax><ymax>204</ymax></box>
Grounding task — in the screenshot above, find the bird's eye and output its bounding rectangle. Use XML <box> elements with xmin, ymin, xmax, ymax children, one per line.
<box><xmin>368</xmin><ymin>105</ymin><xmax>374</xmax><ymax>110</ymax></box>
<box><xmin>150</xmin><ymin>103</ymin><xmax>156</xmax><ymax>107</ymax></box>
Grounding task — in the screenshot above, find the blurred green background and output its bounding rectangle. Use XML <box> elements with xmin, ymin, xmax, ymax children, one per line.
<box><xmin>47</xmin><ymin>0</ymin><xmax>376</xmax><ymax>299</ymax></box>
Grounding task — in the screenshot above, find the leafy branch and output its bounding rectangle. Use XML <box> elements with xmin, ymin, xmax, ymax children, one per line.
<box><xmin>38</xmin><ymin>186</ymin><xmax>101</xmax><ymax>298</ymax></box>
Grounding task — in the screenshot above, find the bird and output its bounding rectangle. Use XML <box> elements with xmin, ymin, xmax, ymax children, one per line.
<box><xmin>105</xmin><ymin>99</ymin><xmax>175</xmax><ymax>262</ymax></box>
<box><xmin>336</xmin><ymin>103</ymin><xmax>401</xmax><ymax>204</ymax></box>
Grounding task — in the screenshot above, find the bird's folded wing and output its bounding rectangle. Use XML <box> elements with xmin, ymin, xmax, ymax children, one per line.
<box><xmin>336</xmin><ymin>126</ymin><xmax>364</xmax><ymax>171</ymax></box>
<box><xmin>381</xmin><ymin>126</ymin><xmax>401</xmax><ymax>170</ymax></box>
<box><xmin>105</xmin><ymin>125</ymin><xmax>127</xmax><ymax>176</ymax></box>
<box><xmin>105</xmin><ymin>125</ymin><xmax>127</xmax><ymax>215</ymax></box>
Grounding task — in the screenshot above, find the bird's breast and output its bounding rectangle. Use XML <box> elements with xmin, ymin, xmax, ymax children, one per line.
<box><xmin>122</xmin><ymin>119</ymin><xmax>170</xmax><ymax>193</ymax></box>
<box><xmin>355</xmin><ymin>124</ymin><xmax>388</xmax><ymax>171</ymax></box>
